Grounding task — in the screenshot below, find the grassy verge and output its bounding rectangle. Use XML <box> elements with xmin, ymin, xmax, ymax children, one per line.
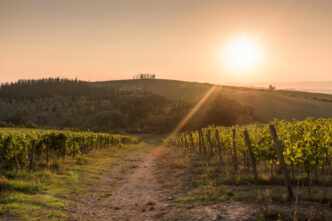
<box><xmin>155</xmin><ymin>146</ymin><xmax>332</xmax><ymax>221</ymax></box>
<box><xmin>0</xmin><ymin>143</ymin><xmax>149</xmax><ymax>220</ymax></box>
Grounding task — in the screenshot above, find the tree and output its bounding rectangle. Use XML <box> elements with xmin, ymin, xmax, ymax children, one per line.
<box><xmin>268</xmin><ymin>85</ymin><xmax>276</xmax><ymax>92</ymax></box>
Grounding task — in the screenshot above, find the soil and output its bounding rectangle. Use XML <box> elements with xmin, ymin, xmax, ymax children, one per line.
<box><xmin>68</xmin><ymin>148</ymin><xmax>257</xmax><ymax>221</ymax></box>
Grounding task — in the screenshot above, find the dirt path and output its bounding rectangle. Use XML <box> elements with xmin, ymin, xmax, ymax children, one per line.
<box><xmin>70</xmin><ymin>147</ymin><xmax>256</xmax><ymax>221</ymax></box>
<box><xmin>104</xmin><ymin>150</ymin><xmax>170</xmax><ymax>220</ymax></box>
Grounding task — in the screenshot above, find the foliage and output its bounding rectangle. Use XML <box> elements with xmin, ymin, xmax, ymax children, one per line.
<box><xmin>167</xmin><ymin>118</ymin><xmax>332</xmax><ymax>179</ymax></box>
<box><xmin>0</xmin><ymin>78</ymin><xmax>256</xmax><ymax>133</ymax></box>
<box><xmin>0</xmin><ymin>128</ymin><xmax>139</xmax><ymax>170</ymax></box>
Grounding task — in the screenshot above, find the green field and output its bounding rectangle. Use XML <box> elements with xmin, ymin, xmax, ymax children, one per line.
<box><xmin>95</xmin><ymin>79</ymin><xmax>332</xmax><ymax>122</ymax></box>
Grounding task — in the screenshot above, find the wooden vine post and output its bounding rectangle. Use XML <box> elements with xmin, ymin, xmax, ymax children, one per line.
<box><xmin>243</xmin><ymin>130</ymin><xmax>258</xmax><ymax>181</ymax></box>
<box><xmin>198</xmin><ymin>130</ymin><xmax>202</xmax><ymax>153</ymax></box>
<box><xmin>215</xmin><ymin>129</ymin><xmax>222</xmax><ymax>162</ymax></box>
<box><xmin>15</xmin><ymin>154</ymin><xmax>21</xmax><ymax>171</ymax></box>
<box><xmin>201</xmin><ymin>129</ymin><xmax>206</xmax><ymax>155</ymax></box>
<box><xmin>207</xmin><ymin>130</ymin><xmax>213</xmax><ymax>156</ymax></box>
<box><xmin>29</xmin><ymin>140</ymin><xmax>35</xmax><ymax>170</ymax></box>
<box><xmin>232</xmin><ymin>128</ymin><xmax>238</xmax><ymax>173</ymax></box>
<box><xmin>72</xmin><ymin>143</ymin><xmax>76</xmax><ymax>159</ymax></box>
<box><xmin>46</xmin><ymin>143</ymin><xmax>49</xmax><ymax>166</ymax></box>
<box><xmin>269</xmin><ymin>124</ymin><xmax>294</xmax><ymax>200</ymax></box>
<box><xmin>184</xmin><ymin>134</ymin><xmax>189</xmax><ymax>150</ymax></box>
<box><xmin>189</xmin><ymin>132</ymin><xmax>195</xmax><ymax>152</ymax></box>
<box><xmin>63</xmin><ymin>142</ymin><xmax>66</xmax><ymax>167</ymax></box>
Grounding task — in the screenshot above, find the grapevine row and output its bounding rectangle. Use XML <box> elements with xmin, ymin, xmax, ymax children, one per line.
<box><xmin>166</xmin><ymin>118</ymin><xmax>332</xmax><ymax>197</ymax></box>
<box><xmin>0</xmin><ymin>128</ymin><xmax>140</xmax><ymax>170</ymax></box>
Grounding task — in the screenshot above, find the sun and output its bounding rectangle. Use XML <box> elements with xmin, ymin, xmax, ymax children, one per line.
<box><xmin>225</xmin><ymin>36</ymin><xmax>262</xmax><ymax>72</ymax></box>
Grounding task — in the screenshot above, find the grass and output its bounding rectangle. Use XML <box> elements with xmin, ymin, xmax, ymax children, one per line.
<box><xmin>0</xmin><ymin>192</ymin><xmax>65</xmax><ymax>220</ymax></box>
<box><xmin>155</xmin><ymin>146</ymin><xmax>332</xmax><ymax>220</ymax></box>
<box><xmin>0</xmin><ymin>143</ymin><xmax>150</xmax><ymax>220</ymax></box>
<box><xmin>95</xmin><ymin>79</ymin><xmax>332</xmax><ymax>122</ymax></box>
<box><xmin>0</xmin><ymin>179</ymin><xmax>44</xmax><ymax>194</ymax></box>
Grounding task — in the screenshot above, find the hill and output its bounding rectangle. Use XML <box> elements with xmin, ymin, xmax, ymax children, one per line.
<box><xmin>226</xmin><ymin>81</ymin><xmax>332</xmax><ymax>94</ymax></box>
<box><xmin>95</xmin><ymin>79</ymin><xmax>332</xmax><ymax>122</ymax></box>
<box><xmin>0</xmin><ymin>78</ymin><xmax>255</xmax><ymax>132</ymax></box>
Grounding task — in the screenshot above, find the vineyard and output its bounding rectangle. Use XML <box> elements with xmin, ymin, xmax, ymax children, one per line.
<box><xmin>0</xmin><ymin>128</ymin><xmax>140</xmax><ymax>171</ymax></box>
<box><xmin>166</xmin><ymin>118</ymin><xmax>332</xmax><ymax>198</ymax></box>
<box><xmin>1</xmin><ymin>119</ymin><xmax>332</xmax><ymax>220</ymax></box>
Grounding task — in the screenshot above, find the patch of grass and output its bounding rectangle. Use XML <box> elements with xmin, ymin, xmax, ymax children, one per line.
<box><xmin>253</xmin><ymin>204</ymin><xmax>320</xmax><ymax>221</ymax></box>
<box><xmin>176</xmin><ymin>183</ymin><xmax>225</xmax><ymax>204</ymax></box>
<box><xmin>49</xmin><ymin>162</ymin><xmax>60</xmax><ymax>171</ymax></box>
<box><xmin>0</xmin><ymin>179</ymin><xmax>44</xmax><ymax>194</ymax></box>
<box><xmin>155</xmin><ymin>145</ymin><xmax>332</xmax><ymax>220</ymax></box>
<box><xmin>0</xmin><ymin>143</ymin><xmax>150</xmax><ymax>220</ymax></box>
<box><xmin>68</xmin><ymin>171</ymin><xmax>79</xmax><ymax>182</ymax></box>
<box><xmin>157</xmin><ymin>146</ymin><xmax>332</xmax><ymax>205</ymax></box>
<box><xmin>175</xmin><ymin>195</ymin><xmax>205</xmax><ymax>204</ymax></box>
<box><xmin>0</xmin><ymin>192</ymin><xmax>65</xmax><ymax>220</ymax></box>
<box><xmin>75</xmin><ymin>157</ymin><xmax>89</xmax><ymax>165</ymax></box>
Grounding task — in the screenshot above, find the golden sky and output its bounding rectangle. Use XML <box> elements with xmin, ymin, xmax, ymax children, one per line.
<box><xmin>1</xmin><ymin>0</ymin><xmax>332</xmax><ymax>83</ymax></box>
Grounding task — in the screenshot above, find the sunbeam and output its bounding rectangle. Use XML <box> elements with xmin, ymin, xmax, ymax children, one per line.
<box><xmin>168</xmin><ymin>85</ymin><xmax>217</xmax><ymax>137</ymax></box>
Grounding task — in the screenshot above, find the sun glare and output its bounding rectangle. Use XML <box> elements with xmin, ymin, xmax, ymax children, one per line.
<box><xmin>225</xmin><ymin>36</ymin><xmax>262</xmax><ymax>72</ymax></box>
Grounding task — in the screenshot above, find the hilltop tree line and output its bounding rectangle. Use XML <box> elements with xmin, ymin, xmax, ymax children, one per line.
<box><xmin>0</xmin><ymin>78</ymin><xmax>257</xmax><ymax>133</ymax></box>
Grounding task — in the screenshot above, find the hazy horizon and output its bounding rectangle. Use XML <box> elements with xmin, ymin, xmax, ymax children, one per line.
<box><xmin>1</xmin><ymin>0</ymin><xmax>332</xmax><ymax>84</ymax></box>
<box><xmin>2</xmin><ymin>76</ymin><xmax>332</xmax><ymax>95</ymax></box>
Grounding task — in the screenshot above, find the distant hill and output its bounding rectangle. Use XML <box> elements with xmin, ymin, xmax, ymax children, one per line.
<box><xmin>0</xmin><ymin>78</ymin><xmax>255</xmax><ymax>132</ymax></box>
<box><xmin>224</xmin><ymin>81</ymin><xmax>332</xmax><ymax>95</ymax></box>
<box><xmin>95</xmin><ymin>79</ymin><xmax>332</xmax><ymax>122</ymax></box>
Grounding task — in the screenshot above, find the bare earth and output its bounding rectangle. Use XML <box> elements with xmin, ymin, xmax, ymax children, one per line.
<box><xmin>69</xmin><ymin>148</ymin><xmax>256</xmax><ymax>221</ymax></box>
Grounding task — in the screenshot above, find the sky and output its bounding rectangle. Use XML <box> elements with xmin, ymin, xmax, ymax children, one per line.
<box><xmin>1</xmin><ymin>0</ymin><xmax>332</xmax><ymax>84</ymax></box>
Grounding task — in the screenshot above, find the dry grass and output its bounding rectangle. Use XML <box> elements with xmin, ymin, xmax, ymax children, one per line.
<box><xmin>0</xmin><ymin>143</ymin><xmax>149</xmax><ymax>220</ymax></box>
<box><xmin>155</xmin><ymin>146</ymin><xmax>332</xmax><ymax>221</ymax></box>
